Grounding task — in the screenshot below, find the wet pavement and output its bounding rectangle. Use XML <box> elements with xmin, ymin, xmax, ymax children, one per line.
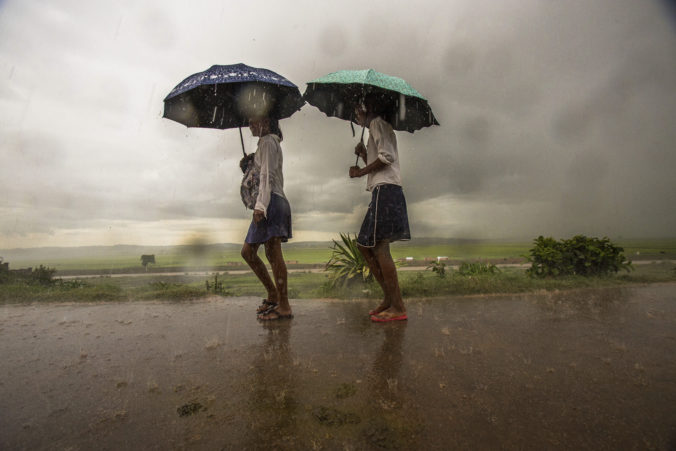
<box><xmin>1</xmin><ymin>284</ymin><xmax>675</xmax><ymax>450</ymax></box>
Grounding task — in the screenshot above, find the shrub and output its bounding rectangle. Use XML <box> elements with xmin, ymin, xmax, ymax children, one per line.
<box><xmin>32</xmin><ymin>265</ymin><xmax>57</xmax><ymax>285</ymax></box>
<box><xmin>526</xmin><ymin>235</ymin><xmax>632</xmax><ymax>277</ymax></box>
<box><xmin>325</xmin><ymin>233</ymin><xmax>372</xmax><ymax>288</ymax></box>
<box><xmin>427</xmin><ymin>260</ymin><xmax>447</xmax><ymax>278</ymax></box>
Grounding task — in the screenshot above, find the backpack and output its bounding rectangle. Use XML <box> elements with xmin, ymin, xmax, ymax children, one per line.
<box><xmin>240</xmin><ymin>153</ymin><xmax>259</xmax><ymax>210</ymax></box>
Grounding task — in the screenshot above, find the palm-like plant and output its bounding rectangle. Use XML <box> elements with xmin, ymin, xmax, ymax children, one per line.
<box><xmin>325</xmin><ymin>233</ymin><xmax>372</xmax><ymax>288</ymax></box>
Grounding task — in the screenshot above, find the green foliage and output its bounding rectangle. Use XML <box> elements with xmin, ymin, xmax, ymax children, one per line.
<box><xmin>426</xmin><ymin>260</ymin><xmax>447</xmax><ymax>278</ymax></box>
<box><xmin>526</xmin><ymin>235</ymin><xmax>633</xmax><ymax>278</ymax></box>
<box><xmin>402</xmin><ymin>272</ymin><xmax>433</xmax><ymax>297</ymax></box>
<box><xmin>0</xmin><ymin>265</ymin><xmax>57</xmax><ymax>286</ymax></box>
<box><xmin>205</xmin><ymin>274</ymin><xmax>227</xmax><ymax>294</ymax></box>
<box><xmin>457</xmin><ymin>262</ymin><xmax>499</xmax><ymax>276</ymax></box>
<box><xmin>32</xmin><ymin>265</ymin><xmax>57</xmax><ymax>285</ymax></box>
<box><xmin>2</xmin><ymin>263</ymin><xmax>675</xmax><ymax>305</ymax></box>
<box><xmin>0</xmin><ymin>279</ymin><xmax>125</xmax><ymax>303</ymax></box>
<box><xmin>325</xmin><ymin>233</ymin><xmax>372</xmax><ymax>288</ymax></box>
<box><xmin>57</xmin><ymin>279</ymin><xmax>88</xmax><ymax>289</ymax></box>
<box><xmin>137</xmin><ymin>281</ymin><xmax>206</xmax><ymax>301</ymax></box>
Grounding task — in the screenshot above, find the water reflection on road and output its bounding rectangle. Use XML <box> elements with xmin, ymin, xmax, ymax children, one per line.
<box><xmin>1</xmin><ymin>284</ymin><xmax>675</xmax><ymax>449</ymax></box>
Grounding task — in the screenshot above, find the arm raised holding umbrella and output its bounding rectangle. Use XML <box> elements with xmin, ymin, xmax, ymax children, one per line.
<box><xmin>241</xmin><ymin>116</ymin><xmax>294</xmax><ymax>321</ymax></box>
<box><xmin>350</xmin><ymin>95</ymin><xmax>410</xmax><ymax>322</ymax></box>
<box><xmin>303</xmin><ymin>69</ymin><xmax>438</xmax><ymax>321</ymax></box>
<box><xmin>163</xmin><ymin>63</ymin><xmax>303</xmax><ymax>320</ymax></box>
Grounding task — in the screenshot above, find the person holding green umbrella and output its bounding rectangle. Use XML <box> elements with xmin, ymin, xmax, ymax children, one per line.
<box><xmin>304</xmin><ymin>69</ymin><xmax>438</xmax><ymax>322</ymax></box>
<box><xmin>349</xmin><ymin>93</ymin><xmax>410</xmax><ymax>322</ymax></box>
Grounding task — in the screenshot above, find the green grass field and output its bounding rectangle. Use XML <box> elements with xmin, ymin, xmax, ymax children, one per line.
<box><xmin>2</xmin><ymin>238</ymin><xmax>675</xmax><ymax>275</ymax></box>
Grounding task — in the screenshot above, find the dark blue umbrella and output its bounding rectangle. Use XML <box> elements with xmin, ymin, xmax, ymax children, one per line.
<box><xmin>163</xmin><ymin>63</ymin><xmax>304</xmax><ymax>154</ymax></box>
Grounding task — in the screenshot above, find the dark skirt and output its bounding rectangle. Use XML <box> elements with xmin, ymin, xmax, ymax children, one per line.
<box><xmin>245</xmin><ymin>193</ymin><xmax>292</xmax><ymax>244</ymax></box>
<box><xmin>357</xmin><ymin>184</ymin><xmax>411</xmax><ymax>248</ymax></box>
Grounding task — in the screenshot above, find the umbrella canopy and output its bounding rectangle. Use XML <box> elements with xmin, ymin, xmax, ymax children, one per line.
<box><xmin>303</xmin><ymin>69</ymin><xmax>439</xmax><ymax>133</ymax></box>
<box><xmin>163</xmin><ymin>63</ymin><xmax>304</xmax><ymax>130</ymax></box>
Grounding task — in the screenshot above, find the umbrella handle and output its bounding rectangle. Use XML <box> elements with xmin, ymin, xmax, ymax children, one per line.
<box><xmin>355</xmin><ymin>125</ymin><xmax>366</xmax><ymax>166</ymax></box>
<box><xmin>239</xmin><ymin>127</ymin><xmax>246</xmax><ymax>157</ymax></box>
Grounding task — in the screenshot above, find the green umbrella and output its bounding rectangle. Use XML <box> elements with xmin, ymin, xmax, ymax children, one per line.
<box><xmin>303</xmin><ymin>69</ymin><xmax>439</xmax><ymax>134</ymax></box>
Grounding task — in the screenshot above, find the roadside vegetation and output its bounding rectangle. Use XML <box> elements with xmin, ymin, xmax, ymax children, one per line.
<box><xmin>525</xmin><ymin>235</ymin><xmax>632</xmax><ymax>277</ymax></box>
<box><xmin>1</xmin><ymin>237</ymin><xmax>674</xmax><ymax>304</ymax></box>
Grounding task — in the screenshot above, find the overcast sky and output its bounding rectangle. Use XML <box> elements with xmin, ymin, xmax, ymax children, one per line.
<box><xmin>1</xmin><ymin>0</ymin><xmax>675</xmax><ymax>249</ymax></box>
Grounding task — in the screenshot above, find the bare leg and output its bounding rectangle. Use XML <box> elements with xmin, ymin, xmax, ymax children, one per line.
<box><xmin>358</xmin><ymin>244</ymin><xmax>390</xmax><ymax>315</ymax></box>
<box><xmin>258</xmin><ymin>237</ymin><xmax>292</xmax><ymax>319</ymax></box>
<box><xmin>372</xmin><ymin>241</ymin><xmax>406</xmax><ymax>317</ymax></box>
<box><xmin>241</xmin><ymin>242</ymin><xmax>278</xmax><ymax>306</ymax></box>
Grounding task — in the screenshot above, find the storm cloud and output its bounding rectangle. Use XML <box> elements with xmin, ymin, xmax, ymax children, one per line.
<box><xmin>1</xmin><ymin>0</ymin><xmax>674</xmax><ymax>248</ymax></box>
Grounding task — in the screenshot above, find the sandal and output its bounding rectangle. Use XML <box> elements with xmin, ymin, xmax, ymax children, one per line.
<box><xmin>256</xmin><ymin>299</ymin><xmax>278</xmax><ymax>314</ymax></box>
<box><xmin>257</xmin><ymin>309</ymin><xmax>294</xmax><ymax>321</ymax></box>
<box><xmin>370</xmin><ymin>312</ymin><xmax>407</xmax><ymax>323</ymax></box>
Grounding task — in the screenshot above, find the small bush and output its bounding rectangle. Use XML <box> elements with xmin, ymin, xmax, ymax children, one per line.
<box><xmin>32</xmin><ymin>265</ymin><xmax>57</xmax><ymax>285</ymax></box>
<box><xmin>0</xmin><ymin>265</ymin><xmax>57</xmax><ymax>286</ymax></box>
<box><xmin>526</xmin><ymin>235</ymin><xmax>632</xmax><ymax>278</ymax></box>
<box><xmin>427</xmin><ymin>261</ymin><xmax>447</xmax><ymax>278</ymax></box>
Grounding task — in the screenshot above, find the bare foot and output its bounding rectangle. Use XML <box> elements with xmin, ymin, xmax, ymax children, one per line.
<box><xmin>370</xmin><ymin>308</ymin><xmax>407</xmax><ymax>322</ymax></box>
<box><xmin>368</xmin><ymin>300</ymin><xmax>390</xmax><ymax>316</ymax></box>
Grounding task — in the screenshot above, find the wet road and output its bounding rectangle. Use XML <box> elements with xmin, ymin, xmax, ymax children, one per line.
<box><xmin>1</xmin><ymin>284</ymin><xmax>675</xmax><ymax>450</ymax></box>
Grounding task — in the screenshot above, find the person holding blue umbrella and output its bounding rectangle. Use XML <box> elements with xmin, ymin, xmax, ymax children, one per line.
<box><xmin>164</xmin><ymin>63</ymin><xmax>303</xmax><ymax>320</ymax></box>
<box><xmin>241</xmin><ymin>113</ymin><xmax>294</xmax><ymax>321</ymax></box>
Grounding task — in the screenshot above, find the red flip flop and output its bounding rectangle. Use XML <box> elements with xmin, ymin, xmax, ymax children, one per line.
<box><xmin>370</xmin><ymin>313</ymin><xmax>408</xmax><ymax>323</ymax></box>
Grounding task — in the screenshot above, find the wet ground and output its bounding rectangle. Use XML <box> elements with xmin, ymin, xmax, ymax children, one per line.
<box><xmin>1</xmin><ymin>284</ymin><xmax>675</xmax><ymax>450</ymax></box>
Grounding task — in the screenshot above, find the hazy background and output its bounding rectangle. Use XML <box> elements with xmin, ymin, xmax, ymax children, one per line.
<box><xmin>1</xmin><ymin>0</ymin><xmax>675</xmax><ymax>249</ymax></box>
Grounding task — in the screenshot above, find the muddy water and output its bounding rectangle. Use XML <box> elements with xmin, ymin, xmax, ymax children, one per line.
<box><xmin>1</xmin><ymin>285</ymin><xmax>675</xmax><ymax>450</ymax></box>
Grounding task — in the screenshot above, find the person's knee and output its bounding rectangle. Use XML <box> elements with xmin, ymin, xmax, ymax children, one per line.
<box><xmin>373</xmin><ymin>241</ymin><xmax>391</xmax><ymax>256</ymax></box>
<box><xmin>264</xmin><ymin>238</ymin><xmax>281</xmax><ymax>261</ymax></box>
<box><xmin>241</xmin><ymin>244</ymin><xmax>254</xmax><ymax>262</ymax></box>
<box><xmin>357</xmin><ymin>243</ymin><xmax>374</xmax><ymax>259</ymax></box>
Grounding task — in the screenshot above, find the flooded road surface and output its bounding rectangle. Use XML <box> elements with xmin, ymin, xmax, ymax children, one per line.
<box><xmin>1</xmin><ymin>284</ymin><xmax>675</xmax><ymax>450</ymax></box>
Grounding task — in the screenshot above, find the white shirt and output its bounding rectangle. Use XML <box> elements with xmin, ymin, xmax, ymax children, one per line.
<box><xmin>365</xmin><ymin>117</ymin><xmax>402</xmax><ymax>191</ymax></box>
<box><xmin>254</xmin><ymin>134</ymin><xmax>285</xmax><ymax>217</ymax></box>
